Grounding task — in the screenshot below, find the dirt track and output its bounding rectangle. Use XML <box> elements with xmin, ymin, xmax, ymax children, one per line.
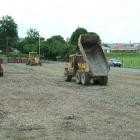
<box><xmin>0</xmin><ymin>63</ymin><xmax>140</xmax><ymax>140</ymax></box>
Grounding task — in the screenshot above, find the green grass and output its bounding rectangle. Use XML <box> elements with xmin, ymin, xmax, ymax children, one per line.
<box><xmin>105</xmin><ymin>52</ymin><xmax>140</xmax><ymax>69</ymax></box>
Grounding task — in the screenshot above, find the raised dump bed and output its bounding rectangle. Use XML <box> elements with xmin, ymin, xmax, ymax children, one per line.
<box><xmin>78</xmin><ymin>35</ymin><xmax>109</xmax><ymax>77</ymax></box>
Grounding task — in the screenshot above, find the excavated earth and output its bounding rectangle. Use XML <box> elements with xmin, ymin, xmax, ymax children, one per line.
<box><xmin>0</xmin><ymin>63</ymin><xmax>140</xmax><ymax>140</ymax></box>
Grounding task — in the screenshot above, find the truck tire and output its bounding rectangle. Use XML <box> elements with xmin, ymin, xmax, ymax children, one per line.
<box><xmin>39</xmin><ymin>62</ymin><xmax>42</xmax><ymax>66</ymax></box>
<box><xmin>64</xmin><ymin>69</ymin><xmax>72</xmax><ymax>82</ymax></box>
<box><xmin>81</xmin><ymin>72</ymin><xmax>90</xmax><ymax>85</ymax></box>
<box><xmin>99</xmin><ymin>76</ymin><xmax>108</xmax><ymax>85</ymax></box>
<box><xmin>93</xmin><ymin>80</ymin><xmax>99</xmax><ymax>85</ymax></box>
<box><xmin>0</xmin><ymin>73</ymin><xmax>3</xmax><ymax>77</ymax></box>
<box><xmin>76</xmin><ymin>71</ymin><xmax>81</xmax><ymax>84</ymax></box>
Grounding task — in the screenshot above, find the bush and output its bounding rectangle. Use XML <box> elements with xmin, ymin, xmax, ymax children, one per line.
<box><xmin>7</xmin><ymin>52</ymin><xmax>28</xmax><ymax>58</ymax></box>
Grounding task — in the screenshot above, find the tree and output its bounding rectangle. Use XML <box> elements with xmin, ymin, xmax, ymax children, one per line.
<box><xmin>69</xmin><ymin>27</ymin><xmax>100</xmax><ymax>54</ymax></box>
<box><xmin>0</xmin><ymin>15</ymin><xmax>18</xmax><ymax>51</ymax></box>
<box><xmin>26</xmin><ymin>28</ymin><xmax>39</xmax><ymax>39</ymax></box>
<box><xmin>70</xmin><ymin>27</ymin><xmax>88</xmax><ymax>46</ymax></box>
<box><xmin>46</xmin><ymin>35</ymin><xmax>65</xmax><ymax>58</ymax></box>
<box><xmin>25</xmin><ymin>28</ymin><xmax>39</xmax><ymax>43</ymax></box>
<box><xmin>45</xmin><ymin>35</ymin><xmax>69</xmax><ymax>60</ymax></box>
<box><xmin>23</xmin><ymin>28</ymin><xmax>40</xmax><ymax>53</ymax></box>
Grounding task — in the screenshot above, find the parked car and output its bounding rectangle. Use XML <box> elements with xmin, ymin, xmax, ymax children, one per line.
<box><xmin>108</xmin><ymin>59</ymin><xmax>122</xmax><ymax>67</ymax></box>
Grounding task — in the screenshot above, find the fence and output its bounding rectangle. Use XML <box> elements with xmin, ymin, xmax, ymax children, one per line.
<box><xmin>1</xmin><ymin>57</ymin><xmax>28</xmax><ymax>63</ymax></box>
<box><xmin>121</xmin><ymin>58</ymin><xmax>140</xmax><ymax>69</ymax></box>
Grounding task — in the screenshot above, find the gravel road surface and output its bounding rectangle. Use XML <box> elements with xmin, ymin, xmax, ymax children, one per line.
<box><xmin>0</xmin><ymin>63</ymin><xmax>140</xmax><ymax>140</ymax></box>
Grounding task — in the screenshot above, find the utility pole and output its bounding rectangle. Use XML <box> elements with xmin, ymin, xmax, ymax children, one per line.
<box><xmin>130</xmin><ymin>40</ymin><xmax>132</xmax><ymax>47</ymax></box>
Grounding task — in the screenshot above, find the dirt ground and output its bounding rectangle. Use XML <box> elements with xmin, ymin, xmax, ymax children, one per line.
<box><xmin>0</xmin><ymin>63</ymin><xmax>140</xmax><ymax>140</ymax></box>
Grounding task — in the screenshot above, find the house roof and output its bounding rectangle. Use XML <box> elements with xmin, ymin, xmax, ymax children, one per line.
<box><xmin>113</xmin><ymin>44</ymin><xmax>126</xmax><ymax>50</ymax></box>
<box><xmin>112</xmin><ymin>44</ymin><xmax>140</xmax><ymax>51</ymax></box>
<box><xmin>102</xmin><ymin>46</ymin><xmax>110</xmax><ymax>50</ymax></box>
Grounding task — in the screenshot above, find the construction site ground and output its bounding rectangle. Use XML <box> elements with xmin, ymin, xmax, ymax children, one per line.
<box><xmin>0</xmin><ymin>63</ymin><xmax>140</xmax><ymax>140</ymax></box>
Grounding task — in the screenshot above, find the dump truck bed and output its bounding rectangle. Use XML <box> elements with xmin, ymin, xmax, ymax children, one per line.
<box><xmin>78</xmin><ymin>35</ymin><xmax>109</xmax><ymax>76</ymax></box>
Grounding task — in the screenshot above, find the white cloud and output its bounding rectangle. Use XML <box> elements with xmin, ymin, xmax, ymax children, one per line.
<box><xmin>0</xmin><ymin>0</ymin><xmax>140</xmax><ymax>42</ymax></box>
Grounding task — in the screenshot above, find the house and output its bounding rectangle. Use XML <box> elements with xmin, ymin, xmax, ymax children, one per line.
<box><xmin>102</xmin><ymin>46</ymin><xmax>111</xmax><ymax>53</ymax></box>
<box><xmin>111</xmin><ymin>44</ymin><xmax>140</xmax><ymax>53</ymax></box>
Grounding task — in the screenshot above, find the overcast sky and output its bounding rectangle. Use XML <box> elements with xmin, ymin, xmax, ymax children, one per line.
<box><xmin>0</xmin><ymin>0</ymin><xmax>140</xmax><ymax>43</ymax></box>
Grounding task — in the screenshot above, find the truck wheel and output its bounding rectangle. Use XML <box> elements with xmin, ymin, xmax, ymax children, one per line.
<box><xmin>39</xmin><ymin>62</ymin><xmax>42</xmax><ymax>66</ymax></box>
<box><xmin>64</xmin><ymin>69</ymin><xmax>72</xmax><ymax>82</ymax></box>
<box><xmin>93</xmin><ymin>80</ymin><xmax>99</xmax><ymax>85</ymax></box>
<box><xmin>81</xmin><ymin>72</ymin><xmax>90</xmax><ymax>85</ymax></box>
<box><xmin>99</xmin><ymin>76</ymin><xmax>108</xmax><ymax>85</ymax></box>
<box><xmin>76</xmin><ymin>71</ymin><xmax>81</xmax><ymax>84</ymax></box>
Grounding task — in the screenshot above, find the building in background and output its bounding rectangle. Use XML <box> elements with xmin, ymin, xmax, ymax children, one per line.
<box><xmin>111</xmin><ymin>44</ymin><xmax>140</xmax><ymax>53</ymax></box>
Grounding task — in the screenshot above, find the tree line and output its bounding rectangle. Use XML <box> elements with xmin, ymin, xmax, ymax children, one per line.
<box><xmin>0</xmin><ymin>15</ymin><xmax>99</xmax><ymax>60</ymax></box>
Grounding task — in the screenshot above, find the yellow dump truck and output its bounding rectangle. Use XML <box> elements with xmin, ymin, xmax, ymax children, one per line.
<box><xmin>64</xmin><ymin>35</ymin><xmax>109</xmax><ymax>85</ymax></box>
